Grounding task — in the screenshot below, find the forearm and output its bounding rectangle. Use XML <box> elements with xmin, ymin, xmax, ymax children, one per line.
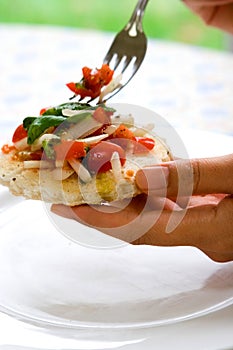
<box><xmin>182</xmin><ymin>0</ymin><xmax>233</xmax><ymax>33</ymax></box>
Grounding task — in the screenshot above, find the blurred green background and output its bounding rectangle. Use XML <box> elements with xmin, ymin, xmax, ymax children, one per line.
<box><xmin>0</xmin><ymin>0</ymin><xmax>228</xmax><ymax>50</ymax></box>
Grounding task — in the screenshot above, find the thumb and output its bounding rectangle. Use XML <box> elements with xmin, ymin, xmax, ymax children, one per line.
<box><xmin>136</xmin><ymin>154</ymin><xmax>233</xmax><ymax>197</ymax></box>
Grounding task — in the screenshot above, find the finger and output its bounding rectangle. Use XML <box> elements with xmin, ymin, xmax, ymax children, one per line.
<box><xmin>136</xmin><ymin>154</ymin><xmax>233</xmax><ymax>197</ymax></box>
<box><xmin>133</xmin><ymin>195</ymin><xmax>233</xmax><ymax>262</ymax></box>
<box><xmin>51</xmin><ymin>202</ymin><xmax>143</xmax><ymax>243</ymax></box>
<box><xmin>183</xmin><ymin>0</ymin><xmax>233</xmax><ymax>34</ymax></box>
<box><xmin>51</xmin><ymin>194</ymin><xmax>178</xmax><ymax>229</ymax></box>
<box><xmin>51</xmin><ymin>203</ymin><xmax>134</xmax><ymax>228</ymax></box>
<box><xmin>51</xmin><ymin>194</ymin><xmax>175</xmax><ymax>243</ymax></box>
<box><xmin>147</xmin><ymin>196</ymin><xmax>182</xmax><ymax>211</ymax></box>
<box><xmin>51</xmin><ymin>196</ymin><xmax>233</xmax><ymax>262</ymax></box>
<box><xmin>51</xmin><ymin>195</ymin><xmax>148</xmax><ymax>235</ymax></box>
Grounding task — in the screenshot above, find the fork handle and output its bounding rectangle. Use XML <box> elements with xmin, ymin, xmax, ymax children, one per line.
<box><xmin>126</xmin><ymin>0</ymin><xmax>149</xmax><ymax>32</ymax></box>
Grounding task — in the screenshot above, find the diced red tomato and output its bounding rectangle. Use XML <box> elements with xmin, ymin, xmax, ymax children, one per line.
<box><xmin>87</xmin><ymin>141</ymin><xmax>126</xmax><ymax>173</ymax></box>
<box><xmin>82</xmin><ymin>66</ymin><xmax>92</xmax><ymax>80</ymax></box>
<box><xmin>12</xmin><ymin>124</ymin><xmax>28</xmax><ymax>143</ymax></box>
<box><xmin>54</xmin><ymin>140</ymin><xmax>86</xmax><ymax>161</ymax></box>
<box><xmin>1</xmin><ymin>144</ymin><xmax>16</xmax><ymax>154</ymax></box>
<box><xmin>66</xmin><ymin>64</ymin><xmax>114</xmax><ymax>99</ymax></box>
<box><xmin>66</xmin><ymin>82</ymin><xmax>99</xmax><ymax>99</ymax></box>
<box><xmin>133</xmin><ymin>137</ymin><xmax>155</xmax><ymax>153</ymax></box>
<box><xmin>40</xmin><ymin>107</ymin><xmax>48</xmax><ymax>115</ymax></box>
<box><xmin>82</xmin><ymin>66</ymin><xmax>100</xmax><ymax>88</ymax></box>
<box><xmin>66</xmin><ymin>82</ymin><xmax>77</xmax><ymax>94</ymax></box>
<box><xmin>82</xmin><ymin>64</ymin><xmax>114</xmax><ymax>88</ymax></box>
<box><xmin>112</xmin><ymin>124</ymin><xmax>135</xmax><ymax>140</ymax></box>
<box><xmin>99</xmin><ymin>64</ymin><xmax>114</xmax><ymax>84</ymax></box>
<box><xmin>110</xmin><ymin>124</ymin><xmax>136</xmax><ymax>150</ymax></box>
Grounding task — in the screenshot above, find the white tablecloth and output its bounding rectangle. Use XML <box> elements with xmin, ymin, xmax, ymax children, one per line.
<box><xmin>0</xmin><ymin>24</ymin><xmax>233</xmax><ymax>350</ymax></box>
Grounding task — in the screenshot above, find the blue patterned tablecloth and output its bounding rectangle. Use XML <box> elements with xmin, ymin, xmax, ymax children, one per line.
<box><xmin>0</xmin><ymin>24</ymin><xmax>232</xmax><ymax>137</ymax></box>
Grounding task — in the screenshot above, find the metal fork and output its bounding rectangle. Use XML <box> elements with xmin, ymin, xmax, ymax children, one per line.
<box><xmin>101</xmin><ymin>0</ymin><xmax>149</xmax><ymax>102</ymax></box>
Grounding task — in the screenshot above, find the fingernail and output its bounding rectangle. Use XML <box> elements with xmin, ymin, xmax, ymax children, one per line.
<box><xmin>136</xmin><ymin>166</ymin><xmax>169</xmax><ymax>192</ymax></box>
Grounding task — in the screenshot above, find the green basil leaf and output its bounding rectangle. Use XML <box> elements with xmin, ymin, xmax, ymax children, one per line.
<box><xmin>41</xmin><ymin>102</ymin><xmax>115</xmax><ymax>116</ymax></box>
<box><xmin>23</xmin><ymin>117</ymin><xmax>37</xmax><ymax>130</ymax></box>
<box><xmin>27</xmin><ymin>115</ymin><xmax>66</xmax><ymax>144</ymax></box>
<box><xmin>63</xmin><ymin>112</ymin><xmax>92</xmax><ymax>125</ymax></box>
<box><xmin>54</xmin><ymin>112</ymin><xmax>93</xmax><ymax>136</ymax></box>
<box><xmin>42</xmin><ymin>102</ymin><xmax>92</xmax><ymax>116</ymax></box>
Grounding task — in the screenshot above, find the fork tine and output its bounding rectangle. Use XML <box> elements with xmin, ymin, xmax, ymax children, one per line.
<box><xmin>103</xmin><ymin>62</ymin><xmax>139</xmax><ymax>103</ymax></box>
<box><xmin>103</xmin><ymin>51</ymin><xmax>113</xmax><ymax>65</ymax></box>
<box><xmin>112</xmin><ymin>54</ymin><xmax>123</xmax><ymax>71</ymax></box>
<box><xmin>123</xmin><ymin>57</ymin><xmax>142</xmax><ymax>81</ymax></box>
<box><xmin>86</xmin><ymin>96</ymin><xmax>95</xmax><ymax>103</ymax></box>
<box><xmin>121</xmin><ymin>56</ymin><xmax>135</xmax><ymax>74</ymax></box>
<box><xmin>69</xmin><ymin>94</ymin><xmax>76</xmax><ymax>100</ymax></box>
<box><xmin>102</xmin><ymin>85</ymin><xmax>124</xmax><ymax>104</ymax></box>
<box><xmin>132</xmin><ymin>56</ymin><xmax>144</xmax><ymax>75</ymax></box>
<box><xmin>78</xmin><ymin>96</ymin><xmax>85</xmax><ymax>102</ymax></box>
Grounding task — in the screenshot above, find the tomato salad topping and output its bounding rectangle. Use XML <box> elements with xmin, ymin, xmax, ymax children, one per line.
<box><xmin>1</xmin><ymin>64</ymin><xmax>156</xmax><ymax>182</ymax></box>
<box><xmin>66</xmin><ymin>64</ymin><xmax>122</xmax><ymax>103</ymax></box>
<box><xmin>2</xmin><ymin>102</ymin><xmax>156</xmax><ymax>183</ymax></box>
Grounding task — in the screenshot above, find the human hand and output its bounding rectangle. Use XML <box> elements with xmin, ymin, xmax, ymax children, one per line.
<box><xmin>183</xmin><ymin>0</ymin><xmax>233</xmax><ymax>34</ymax></box>
<box><xmin>51</xmin><ymin>154</ymin><xmax>233</xmax><ymax>263</ymax></box>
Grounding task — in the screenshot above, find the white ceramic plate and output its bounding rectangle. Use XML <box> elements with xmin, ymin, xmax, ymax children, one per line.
<box><xmin>0</xmin><ymin>123</ymin><xmax>233</xmax><ymax>330</ymax></box>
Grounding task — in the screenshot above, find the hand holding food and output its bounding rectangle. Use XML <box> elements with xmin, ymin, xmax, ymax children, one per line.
<box><xmin>52</xmin><ymin>154</ymin><xmax>233</xmax><ymax>262</ymax></box>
